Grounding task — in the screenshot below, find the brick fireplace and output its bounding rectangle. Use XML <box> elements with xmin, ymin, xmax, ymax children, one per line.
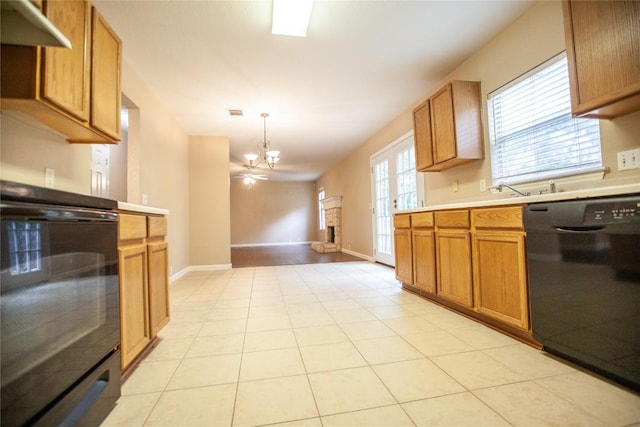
<box><xmin>311</xmin><ymin>195</ymin><xmax>342</xmax><ymax>253</ymax></box>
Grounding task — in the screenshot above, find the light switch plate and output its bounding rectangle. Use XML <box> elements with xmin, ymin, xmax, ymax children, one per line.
<box><xmin>617</xmin><ymin>148</ymin><xmax>640</xmax><ymax>171</ymax></box>
<box><xmin>45</xmin><ymin>168</ymin><xmax>55</xmax><ymax>188</ymax></box>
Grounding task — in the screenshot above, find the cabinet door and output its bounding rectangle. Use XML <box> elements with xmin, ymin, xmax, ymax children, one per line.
<box><xmin>41</xmin><ymin>0</ymin><xmax>91</xmax><ymax>121</ymax></box>
<box><xmin>394</xmin><ymin>229</ymin><xmax>413</xmax><ymax>284</ymax></box>
<box><xmin>148</xmin><ymin>241</ymin><xmax>170</xmax><ymax>337</ymax></box>
<box><xmin>91</xmin><ymin>8</ymin><xmax>122</xmax><ymax>140</ymax></box>
<box><xmin>413</xmin><ymin>229</ymin><xmax>436</xmax><ymax>294</ymax></box>
<box><xmin>119</xmin><ymin>244</ymin><xmax>150</xmax><ymax>369</ymax></box>
<box><xmin>430</xmin><ymin>84</ymin><xmax>457</xmax><ymax>165</ymax></box>
<box><xmin>436</xmin><ymin>229</ymin><xmax>473</xmax><ymax>307</ymax></box>
<box><xmin>473</xmin><ymin>231</ymin><xmax>529</xmax><ymax>329</ymax></box>
<box><xmin>564</xmin><ymin>0</ymin><xmax>640</xmax><ymax>117</ymax></box>
<box><xmin>413</xmin><ymin>101</ymin><xmax>434</xmax><ymax>171</ymax></box>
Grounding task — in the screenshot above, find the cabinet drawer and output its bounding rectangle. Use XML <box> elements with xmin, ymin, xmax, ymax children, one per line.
<box><xmin>472</xmin><ymin>206</ymin><xmax>523</xmax><ymax>229</ymax></box>
<box><xmin>411</xmin><ymin>212</ymin><xmax>434</xmax><ymax>228</ymax></box>
<box><xmin>147</xmin><ymin>216</ymin><xmax>167</xmax><ymax>238</ymax></box>
<box><xmin>394</xmin><ymin>214</ymin><xmax>411</xmax><ymax>229</ymax></box>
<box><xmin>119</xmin><ymin>214</ymin><xmax>147</xmax><ymax>240</ymax></box>
<box><xmin>435</xmin><ymin>210</ymin><xmax>470</xmax><ymax>228</ymax></box>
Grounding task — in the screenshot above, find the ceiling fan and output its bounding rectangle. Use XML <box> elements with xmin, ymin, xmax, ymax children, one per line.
<box><xmin>232</xmin><ymin>167</ymin><xmax>268</xmax><ymax>185</ymax></box>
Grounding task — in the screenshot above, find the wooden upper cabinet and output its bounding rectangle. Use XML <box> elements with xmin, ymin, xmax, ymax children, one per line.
<box><xmin>413</xmin><ymin>101</ymin><xmax>434</xmax><ymax>170</ymax></box>
<box><xmin>563</xmin><ymin>0</ymin><xmax>640</xmax><ymax>118</ymax></box>
<box><xmin>91</xmin><ymin>8</ymin><xmax>122</xmax><ymax>140</ymax></box>
<box><xmin>0</xmin><ymin>0</ymin><xmax>122</xmax><ymax>144</ymax></box>
<box><xmin>41</xmin><ymin>0</ymin><xmax>91</xmax><ymax>122</ymax></box>
<box><xmin>413</xmin><ymin>81</ymin><xmax>484</xmax><ymax>172</ymax></box>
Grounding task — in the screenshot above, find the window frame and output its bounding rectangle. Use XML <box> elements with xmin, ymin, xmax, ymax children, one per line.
<box><xmin>487</xmin><ymin>51</ymin><xmax>602</xmax><ymax>187</ymax></box>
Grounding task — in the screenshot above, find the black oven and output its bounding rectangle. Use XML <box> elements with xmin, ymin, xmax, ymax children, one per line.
<box><xmin>1</xmin><ymin>181</ymin><xmax>121</xmax><ymax>426</ymax></box>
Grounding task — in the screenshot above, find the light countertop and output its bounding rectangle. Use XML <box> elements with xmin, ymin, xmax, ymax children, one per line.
<box><xmin>117</xmin><ymin>201</ymin><xmax>170</xmax><ymax>216</ymax></box>
<box><xmin>401</xmin><ymin>182</ymin><xmax>640</xmax><ymax>213</ymax></box>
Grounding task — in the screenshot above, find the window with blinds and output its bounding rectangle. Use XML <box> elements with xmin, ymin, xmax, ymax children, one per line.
<box><xmin>487</xmin><ymin>52</ymin><xmax>601</xmax><ymax>185</ymax></box>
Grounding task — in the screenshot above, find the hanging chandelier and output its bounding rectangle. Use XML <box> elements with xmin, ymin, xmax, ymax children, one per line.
<box><xmin>244</xmin><ymin>113</ymin><xmax>280</xmax><ymax>169</ymax></box>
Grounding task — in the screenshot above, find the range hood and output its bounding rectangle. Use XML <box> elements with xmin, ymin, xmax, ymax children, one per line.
<box><xmin>1</xmin><ymin>0</ymin><xmax>71</xmax><ymax>48</ymax></box>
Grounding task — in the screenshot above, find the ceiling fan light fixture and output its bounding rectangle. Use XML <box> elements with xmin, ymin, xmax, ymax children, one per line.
<box><xmin>242</xmin><ymin>112</ymin><xmax>281</xmax><ymax>173</ymax></box>
<box><xmin>272</xmin><ymin>0</ymin><xmax>314</xmax><ymax>37</ymax></box>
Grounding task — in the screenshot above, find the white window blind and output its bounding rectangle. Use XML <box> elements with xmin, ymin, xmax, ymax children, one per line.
<box><xmin>487</xmin><ymin>53</ymin><xmax>601</xmax><ymax>185</ymax></box>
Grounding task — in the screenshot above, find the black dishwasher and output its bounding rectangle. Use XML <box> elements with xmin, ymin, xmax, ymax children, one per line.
<box><xmin>524</xmin><ymin>195</ymin><xmax>640</xmax><ymax>392</ymax></box>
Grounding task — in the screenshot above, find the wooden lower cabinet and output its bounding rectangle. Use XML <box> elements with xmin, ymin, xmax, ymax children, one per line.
<box><xmin>118</xmin><ymin>243</ymin><xmax>150</xmax><ymax>369</ymax></box>
<box><xmin>412</xmin><ymin>229</ymin><xmax>436</xmax><ymax>294</ymax></box>
<box><xmin>147</xmin><ymin>241</ymin><xmax>170</xmax><ymax>337</ymax></box>
<box><xmin>118</xmin><ymin>212</ymin><xmax>170</xmax><ymax>370</ymax></box>
<box><xmin>393</xmin><ymin>214</ymin><xmax>413</xmax><ymax>284</ymax></box>
<box><xmin>472</xmin><ymin>206</ymin><xmax>529</xmax><ymax>330</ymax></box>
<box><xmin>436</xmin><ymin>229</ymin><xmax>473</xmax><ymax>307</ymax></box>
<box><xmin>394</xmin><ymin>204</ymin><xmax>532</xmax><ymax>340</ymax></box>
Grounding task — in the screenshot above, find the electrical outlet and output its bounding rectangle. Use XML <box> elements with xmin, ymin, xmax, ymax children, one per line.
<box><xmin>617</xmin><ymin>148</ymin><xmax>640</xmax><ymax>171</ymax></box>
<box><xmin>45</xmin><ymin>168</ymin><xmax>55</xmax><ymax>188</ymax></box>
<box><xmin>452</xmin><ymin>179</ymin><xmax>459</xmax><ymax>192</ymax></box>
<box><xmin>479</xmin><ymin>179</ymin><xmax>487</xmax><ymax>192</ymax></box>
<box><xmin>141</xmin><ymin>193</ymin><xmax>148</xmax><ymax>205</ymax></box>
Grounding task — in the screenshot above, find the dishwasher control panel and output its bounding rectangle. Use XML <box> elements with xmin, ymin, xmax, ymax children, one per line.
<box><xmin>584</xmin><ymin>199</ymin><xmax>640</xmax><ymax>224</ymax></box>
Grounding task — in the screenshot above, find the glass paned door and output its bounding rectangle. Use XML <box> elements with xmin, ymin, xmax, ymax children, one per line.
<box><xmin>371</xmin><ymin>133</ymin><xmax>423</xmax><ymax>266</ymax></box>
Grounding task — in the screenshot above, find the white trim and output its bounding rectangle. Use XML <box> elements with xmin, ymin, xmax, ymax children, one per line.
<box><xmin>370</xmin><ymin>129</ymin><xmax>414</xmax><ymax>159</ymax></box>
<box><xmin>168</xmin><ymin>264</ymin><xmax>232</xmax><ymax>284</ymax></box>
<box><xmin>230</xmin><ymin>241</ymin><xmax>314</xmax><ymax>248</ymax></box>
<box><xmin>342</xmin><ymin>248</ymin><xmax>374</xmax><ymax>262</ymax></box>
<box><xmin>169</xmin><ymin>267</ymin><xmax>190</xmax><ymax>284</ymax></box>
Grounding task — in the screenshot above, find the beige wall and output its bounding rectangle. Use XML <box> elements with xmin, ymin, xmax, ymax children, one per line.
<box><xmin>1</xmin><ymin>113</ymin><xmax>93</xmax><ymax>194</ymax></box>
<box><xmin>230</xmin><ymin>180</ymin><xmax>317</xmax><ymax>246</ymax></box>
<box><xmin>189</xmin><ymin>136</ymin><xmax>231</xmax><ymax>267</ymax></box>
<box><xmin>317</xmin><ymin>0</ymin><xmax>640</xmax><ymax>259</ymax></box>
<box><xmin>120</xmin><ymin>61</ymin><xmax>191</xmax><ymax>275</ymax></box>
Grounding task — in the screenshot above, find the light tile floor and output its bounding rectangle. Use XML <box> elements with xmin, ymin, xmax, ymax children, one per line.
<box><xmin>102</xmin><ymin>262</ymin><xmax>640</xmax><ymax>427</ymax></box>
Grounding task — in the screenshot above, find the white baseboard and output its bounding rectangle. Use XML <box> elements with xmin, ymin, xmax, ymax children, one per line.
<box><xmin>342</xmin><ymin>248</ymin><xmax>374</xmax><ymax>262</ymax></box>
<box><xmin>169</xmin><ymin>264</ymin><xmax>232</xmax><ymax>284</ymax></box>
<box><xmin>231</xmin><ymin>241</ymin><xmax>313</xmax><ymax>248</ymax></box>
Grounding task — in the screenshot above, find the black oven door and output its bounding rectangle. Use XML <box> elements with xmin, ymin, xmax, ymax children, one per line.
<box><xmin>1</xmin><ymin>202</ymin><xmax>120</xmax><ymax>426</ymax></box>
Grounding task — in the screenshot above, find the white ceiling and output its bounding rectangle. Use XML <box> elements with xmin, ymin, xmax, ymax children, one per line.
<box><xmin>93</xmin><ymin>0</ymin><xmax>533</xmax><ymax>182</ymax></box>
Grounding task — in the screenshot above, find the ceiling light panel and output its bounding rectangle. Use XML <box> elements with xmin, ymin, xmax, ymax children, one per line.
<box><xmin>272</xmin><ymin>0</ymin><xmax>314</xmax><ymax>37</ymax></box>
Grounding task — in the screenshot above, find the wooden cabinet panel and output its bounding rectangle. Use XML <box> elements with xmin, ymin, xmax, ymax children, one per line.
<box><xmin>148</xmin><ymin>241</ymin><xmax>170</xmax><ymax>337</ymax></box>
<box><xmin>393</xmin><ymin>214</ymin><xmax>411</xmax><ymax>229</ymax></box>
<box><xmin>147</xmin><ymin>216</ymin><xmax>168</xmax><ymax>238</ymax></box>
<box><xmin>41</xmin><ymin>0</ymin><xmax>90</xmax><ymax>121</ymax></box>
<box><xmin>91</xmin><ymin>8</ymin><xmax>122</xmax><ymax>140</ymax></box>
<box><xmin>119</xmin><ymin>214</ymin><xmax>146</xmax><ymax>240</ymax></box>
<box><xmin>436</xmin><ymin>229</ymin><xmax>473</xmax><ymax>307</ymax></box>
<box><xmin>412</xmin><ymin>211</ymin><xmax>434</xmax><ymax>228</ymax></box>
<box><xmin>413</xmin><ymin>229</ymin><xmax>436</xmax><ymax>294</ymax></box>
<box><xmin>118</xmin><ymin>244</ymin><xmax>150</xmax><ymax>369</ymax></box>
<box><xmin>435</xmin><ymin>210</ymin><xmax>470</xmax><ymax>228</ymax></box>
<box><xmin>431</xmin><ymin>85</ymin><xmax>457</xmax><ymax>164</ymax></box>
<box><xmin>563</xmin><ymin>0</ymin><xmax>640</xmax><ymax>118</ymax></box>
<box><xmin>394</xmin><ymin>228</ymin><xmax>413</xmax><ymax>284</ymax></box>
<box><xmin>473</xmin><ymin>231</ymin><xmax>529</xmax><ymax>329</ymax></box>
<box><xmin>471</xmin><ymin>206</ymin><xmax>523</xmax><ymax>229</ymax></box>
<box><xmin>413</xmin><ymin>101</ymin><xmax>434</xmax><ymax>170</ymax></box>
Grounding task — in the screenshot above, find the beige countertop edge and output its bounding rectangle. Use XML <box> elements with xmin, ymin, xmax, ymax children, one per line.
<box><xmin>400</xmin><ymin>183</ymin><xmax>640</xmax><ymax>214</ymax></box>
<box><xmin>117</xmin><ymin>201</ymin><xmax>170</xmax><ymax>216</ymax></box>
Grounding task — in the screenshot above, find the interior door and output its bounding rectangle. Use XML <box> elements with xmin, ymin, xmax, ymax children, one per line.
<box><xmin>371</xmin><ymin>133</ymin><xmax>423</xmax><ymax>266</ymax></box>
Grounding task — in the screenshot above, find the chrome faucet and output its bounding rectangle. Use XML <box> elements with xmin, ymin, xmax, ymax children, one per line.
<box><xmin>495</xmin><ymin>183</ymin><xmax>530</xmax><ymax>197</ymax></box>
